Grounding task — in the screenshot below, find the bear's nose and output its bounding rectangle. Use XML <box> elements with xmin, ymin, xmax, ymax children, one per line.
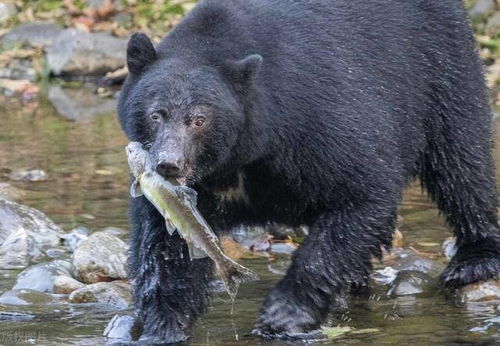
<box><xmin>156</xmin><ymin>161</ymin><xmax>181</xmax><ymax>178</ymax></box>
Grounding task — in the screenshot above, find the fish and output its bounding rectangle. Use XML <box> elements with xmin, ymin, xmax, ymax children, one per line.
<box><xmin>125</xmin><ymin>141</ymin><xmax>259</xmax><ymax>300</ymax></box>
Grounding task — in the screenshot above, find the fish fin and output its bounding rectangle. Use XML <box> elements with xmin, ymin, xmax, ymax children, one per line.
<box><xmin>165</xmin><ymin>219</ymin><xmax>176</xmax><ymax>236</ymax></box>
<box><xmin>176</xmin><ymin>186</ymin><xmax>198</xmax><ymax>206</ymax></box>
<box><xmin>130</xmin><ymin>180</ymin><xmax>143</xmax><ymax>198</ymax></box>
<box><xmin>219</xmin><ymin>255</ymin><xmax>259</xmax><ymax>301</ymax></box>
<box><xmin>187</xmin><ymin>241</ymin><xmax>208</xmax><ymax>260</ymax></box>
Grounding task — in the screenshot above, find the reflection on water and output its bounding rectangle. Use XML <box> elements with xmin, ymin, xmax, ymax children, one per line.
<box><xmin>0</xmin><ymin>93</ymin><xmax>499</xmax><ymax>345</ymax></box>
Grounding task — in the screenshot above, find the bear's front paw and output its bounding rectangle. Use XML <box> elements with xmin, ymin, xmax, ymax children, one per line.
<box><xmin>441</xmin><ymin>255</ymin><xmax>500</xmax><ymax>288</ymax></box>
<box><xmin>252</xmin><ymin>287</ymin><xmax>321</xmax><ymax>339</ymax></box>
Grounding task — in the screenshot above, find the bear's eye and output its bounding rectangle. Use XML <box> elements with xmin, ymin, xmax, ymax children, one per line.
<box><xmin>150</xmin><ymin>112</ymin><xmax>162</xmax><ymax>122</ymax></box>
<box><xmin>194</xmin><ymin>117</ymin><xmax>205</xmax><ymax>127</ymax></box>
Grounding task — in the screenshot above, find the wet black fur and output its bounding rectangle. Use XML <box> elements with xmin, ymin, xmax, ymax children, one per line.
<box><xmin>118</xmin><ymin>0</ymin><xmax>500</xmax><ymax>342</ymax></box>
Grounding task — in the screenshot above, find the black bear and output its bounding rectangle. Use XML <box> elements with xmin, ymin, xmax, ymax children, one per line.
<box><xmin>118</xmin><ymin>0</ymin><xmax>500</xmax><ymax>342</ymax></box>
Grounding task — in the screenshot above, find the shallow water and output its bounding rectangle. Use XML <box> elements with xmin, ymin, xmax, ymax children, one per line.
<box><xmin>0</xmin><ymin>91</ymin><xmax>499</xmax><ymax>345</ymax></box>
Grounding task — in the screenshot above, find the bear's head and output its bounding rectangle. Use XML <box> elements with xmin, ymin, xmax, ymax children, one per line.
<box><xmin>118</xmin><ymin>33</ymin><xmax>264</xmax><ymax>185</ymax></box>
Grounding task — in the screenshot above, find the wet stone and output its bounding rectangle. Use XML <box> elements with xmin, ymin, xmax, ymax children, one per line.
<box><xmin>388</xmin><ymin>271</ymin><xmax>435</xmax><ymax>297</ymax></box>
<box><xmin>0</xmin><ymin>182</ymin><xmax>26</xmax><ymax>201</ymax></box>
<box><xmin>0</xmin><ymin>289</ymin><xmax>54</xmax><ymax>305</ymax></box>
<box><xmin>459</xmin><ymin>280</ymin><xmax>500</xmax><ymax>303</ymax></box>
<box><xmin>0</xmin><ymin>311</ymin><xmax>34</xmax><ymax>321</ymax></box>
<box><xmin>61</xmin><ymin>226</ymin><xmax>89</xmax><ymax>252</ymax></box>
<box><xmin>53</xmin><ymin>275</ymin><xmax>85</xmax><ymax>294</ymax></box>
<box><xmin>69</xmin><ymin>281</ymin><xmax>131</xmax><ymax>309</ymax></box>
<box><xmin>372</xmin><ymin>266</ymin><xmax>399</xmax><ymax>285</ymax></box>
<box><xmin>13</xmin><ymin>260</ymin><xmax>73</xmax><ymax>292</ymax></box>
<box><xmin>391</xmin><ymin>249</ymin><xmax>444</xmax><ymax>276</ymax></box>
<box><xmin>269</xmin><ymin>242</ymin><xmax>297</xmax><ymax>255</ymax></box>
<box><xmin>104</xmin><ymin>314</ymin><xmax>142</xmax><ymax>342</ymax></box>
<box><xmin>0</xmin><ymin>199</ymin><xmax>63</xmax><ymax>269</ymax></box>
<box><xmin>442</xmin><ymin>237</ymin><xmax>457</xmax><ymax>260</ymax></box>
<box><xmin>8</xmin><ymin>169</ymin><xmax>47</xmax><ymax>182</ymax></box>
<box><xmin>72</xmin><ymin>231</ymin><xmax>128</xmax><ymax>283</ymax></box>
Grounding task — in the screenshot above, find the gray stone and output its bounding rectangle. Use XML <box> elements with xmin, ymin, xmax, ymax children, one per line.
<box><xmin>8</xmin><ymin>169</ymin><xmax>47</xmax><ymax>182</ymax></box>
<box><xmin>469</xmin><ymin>0</ymin><xmax>496</xmax><ymax>21</ymax></box>
<box><xmin>388</xmin><ymin>271</ymin><xmax>434</xmax><ymax>297</ymax></box>
<box><xmin>1</xmin><ymin>22</ymin><xmax>64</xmax><ymax>49</ymax></box>
<box><xmin>72</xmin><ymin>231</ymin><xmax>128</xmax><ymax>284</ymax></box>
<box><xmin>459</xmin><ymin>279</ymin><xmax>500</xmax><ymax>303</ymax></box>
<box><xmin>53</xmin><ymin>275</ymin><xmax>85</xmax><ymax>294</ymax></box>
<box><xmin>61</xmin><ymin>226</ymin><xmax>90</xmax><ymax>252</ymax></box>
<box><xmin>0</xmin><ymin>182</ymin><xmax>26</xmax><ymax>201</ymax></box>
<box><xmin>0</xmin><ymin>199</ymin><xmax>63</xmax><ymax>269</ymax></box>
<box><xmin>69</xmin><ymin>281</ymin><xmax>131</xmax><ymax>309</ymax></box>
<box><xmin>486</xmin><ymin>11</ymin><xmax>500</xmax><ymax>35</ymax></box>
<box><xmin>391</xmin><ymin>248</ymin><xmax>444</xmax><ymax>276</ymax></box>
<box><xmin>48</xmin><ymin>85</ymin><xmax>117</xmax><ymax>122</ymax></box>
<box><xmin>442</xmin><ymin>237</ymin><xmax>457</xmax><ymax>260</ymax></box>
<box><xmin>13</xmin><ymin>260</ymin><xmax>73</xmax><ymax>292</ymax></box>
<box><xmin>104</xmin><ymin>314</ymin><xmax>140</xmax><ymax>341</ymax></box>
<box><xmin>46</xmin><ymin>29</ymin><xmax>127</xmax><ymax>76</ymax></box>
<box><xmin>0</xmin><ymin>289</ymin><xmax>54</xmax><ymax>305</ymax></box>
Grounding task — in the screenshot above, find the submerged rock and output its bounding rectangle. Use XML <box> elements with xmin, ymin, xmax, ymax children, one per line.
<box><xmin>0</xmin><ymin>182</ymin><xmax>26</xmax><ymax>201</ymax></box>
<box><xmin>0</xmin><ymin>311</ymin><xmax>34</xmax><ymax>321</ymax></box>
<box><xmin>459</xmin><ymin>280</ymin><xmax>500</xmax><ymax>303</ymax></box>
<box><xmin>8</xmin><ymin>169</ymin><xmax>47</xmax><ymax>182</ymax></box>
<box><xmin>69</xmin><ymin>281</ymin><xmax>131</xmax><ymax>309</ymax></box>
<box><xmin>0</xmin><ymin>289</ymin><xmax>54</xmax><ymax>305</ymax></box>
<box><xmin>387</xmin><ymin>271</ymin><xmax>434</xmax><ymax>297</ymax></box>
<box><xmin>72</xmin><ymin>231</ymin><xmax>128</xmax><ymax>283</ymax></box>
<box><xmin>46</xmin><ymin>29</ymin><xmax>127</xmax><ymax>76</ymax></box>
<box><xmin>104</xmin><ymin>314</ymin><xmax>142</xmax><ymax>342</ymax></box>
<box><xmin>13</xmin><ymin>260</ymin><xmax>73</xmax><ymax>292</ymax></box>
<box><xmin>0</xmin><ymin>199</ymin><xmax>63</xmax><ymax>269</ymax></box>
<box><xmin>48</xmin><ymin>85</ymin><xmax>117</xmax><ymax>122</ymax></box>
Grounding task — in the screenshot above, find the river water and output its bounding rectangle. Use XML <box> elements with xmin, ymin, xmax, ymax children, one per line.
<box><xmin>0</xmin><ymin>91</ymin><xmax>498</xmax><ymax>345</ymax></box>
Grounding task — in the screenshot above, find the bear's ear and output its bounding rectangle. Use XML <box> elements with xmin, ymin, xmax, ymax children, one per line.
<box><xmin>224</xmin><ymin>54</ymin><xmax>263</xmax><ymax>84</ymax></box>
<box><xmin>127</xmin><ymin>33</ymin><xmax>157</xmax><ymax>75</ymax></box>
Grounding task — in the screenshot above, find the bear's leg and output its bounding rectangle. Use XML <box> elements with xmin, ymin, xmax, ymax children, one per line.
<box><xmin>254</xmin><ymin>206</ymin><xmax>396</xmax><ymax>337</ymax></box>
<box><xmin>128</xmin><ymin>196</ymin><xmax>213</xmax><ymax>343</ymax></box>
<box><xmin>421</xmin><ymin>113</ymin><xmax>500</xmax><ymax>288</ymax></box>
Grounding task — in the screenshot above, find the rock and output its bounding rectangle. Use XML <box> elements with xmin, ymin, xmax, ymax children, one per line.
<box><xmin>486</xmin><ymin>11</ymin><xmax>500</xmax><ymax>36</ymax></box>
<box><xmin>0</xmin><ymin>182</ymin><xmax>26</xmax><ymax>201</ymax></box>
<box><xmin>72</xmin><ymin>231</ymin><xmax>128</xmax><ymax>283</ymax></box>
<box><xmin>0</xmin><ymin>22</ymin><xmax>64</xmax><ymax>49</ymax></box>
<box><xmin>269</xmin><ymin>242</ymin><xmax>297</xmax><ymax>255</ymax></box>
<box><xmin>69</xmin><ymin>281</ymin><xmax>131</xmax><ymax>309</ymax></box>
<box><xmin>469</xmin><ymin>0</ymin><xmax>496</xmax><ymax>21</ymax></box>
<box><xmin>392</xmin><ymin>229</ymin><xmax>404</xmax><ymax>248</ymax></box>
<box><xmin>390</xmin><ymin>248</ymin><xmax>444</xmax><ymax>276</ymax></box>
<box><xmin>53</xmin><ymin>275</ymin><xmax>85</xmax><ymax>294</ymax></box>
<box><xmin>104</xmin><ymin>314</ymin><xmax>142</xmax><ymax>341</ymax></box>
<box><xmin>372</xmin><ymin>266</ymin><xmax>399</xmax><ymax>285</ymax></box>
<box><xmin>0</xmin><ymin>3</ymin><xmax>15</xmax><ymax>24</ymax></box>
<box><xmin>459</xmin><ymin>280</ymin><xmax>500</xmax><ymax>303</ymax></box>
<box><xmin>0</xmin><ymin>311</ymin><xmax>34</xmax><ymax>321</ymax></box>
<box><xmin>250</xmin><ymin>238</ymin><xmax>271</xmax><ymax>252</ymax></box>
<box><xmin>442</xmin><ymin>237</ymin><xmax>457</xmax><ymax>260</ymax></box>
<box><xmin>8</xmin><ymin>169</ymin><xmax>47</xmax><ymax>182</ymax></box>
<box><xmin>48</xmin><ymin>85</ymin><xmax>117</xmax><ymax>122</ymax></box>
<box><xmin>46</xmin><ymin>29</ymin><xmax>127</xmax><ymax>76</ymax></box>
<box><xmin>0</xmin><ymin>289</ymin><xmax>54</xmax><ymax>305</ymax></box>
<box><xmin>0</xmin><ymin>199</ymin><xmax>63</xmax><ymax>269</ymax></box>
<box><xmin>387</xmin><ymin>271</ymin><xmax>434</xmax><ymax>297</ymax></box>
<box><xmin>61</xmin><ymin>226</ymin><xmax>89</xmax><ymax>252</ymax></box>
<box><xmin>13</xmin><ymin>260</ymin><xmax>73</xmax><ymax>292</ymax></box>
<box><xmin>45</xmin><ymin>246</ymin><xmax>69</xmax><ymax>258</ymax></box>
<box><xmin>220</xmin><ymin>236</ymin><xmax>261</xmax><ymax>260</ymax></box>
<box><xmin>100</xmin><ymin>226</ymin><xmax>127</xmax><ymax>237</ymax></box>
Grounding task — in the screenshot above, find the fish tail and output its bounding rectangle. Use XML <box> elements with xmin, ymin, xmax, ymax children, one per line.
<box><xmin>219</xmin><ymin>255</ymin><xmax>259</xmax><ymax>301</ymax></box>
